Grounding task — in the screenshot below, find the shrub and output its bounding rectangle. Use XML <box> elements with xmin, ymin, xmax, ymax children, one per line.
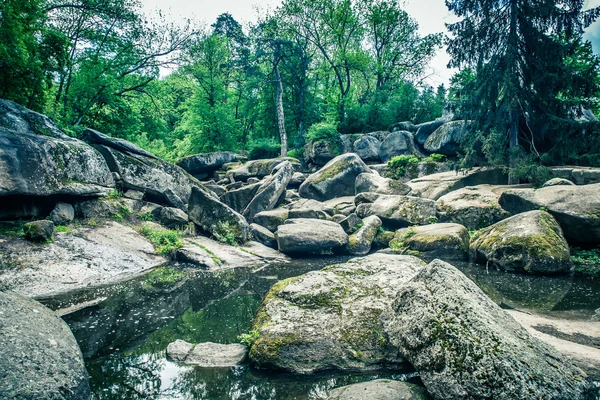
<box><xmin>213</xmin><ymin>221</ymin><xmax>244</xmax><ymax>246</ymax></box>
<box><xmin>387</xmin><ymin>155</ymin><xmax>421</xmax><ymax>179</ymax></box>
<box><xmin>423</xmin><ymin>153</ymin><xmax>446</xmax><ymax>163</ymax></box>
<box><xmin>248</xmin><ymin>139</ymin><xmax>281</xmax><ymax>160</ymax></box>
<box><xmin>287</xmin><ymin>148</ymin><xmax>303</xmax><ymax>160</ymax></box>
<box><xmin>306</xmin><ymin>122</ymin><xmax>339</xmax><ymax>143</ymax></box>
<box><xmin>510</xmin><ymin>158</ymin><xmax>554</xmax><ymax>188</ymax></box>
<box><xmin>139</xmin><ymin>223</ymin><xmax>184</xmax><ymax>256</ymax></box>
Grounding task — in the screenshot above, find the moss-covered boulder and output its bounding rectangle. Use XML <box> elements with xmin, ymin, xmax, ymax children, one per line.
<box><xmin>308</xmin><ymin>140</ymin><xmax>341</xmax><ymax>165</ymax></box>
<box><xmin>346</xmin><ymin>215</ymin><xmax>382</xmax><ymax>255</ymax></box>
<box><xmin>382</xmin><ymin>260</ymin><xmax>592</xmax><ymax>399</ymax></box>
<box><xmin>356</xmin><ymin>194</ymin><xmax>437</xmax><ymax>228</ymax></box>
<box><xmin>23</xmin><ymin>220</ymin><xmax>54</xmax><ymax>242</ymax></box>
<box><xmin>353</xmin><ymin>135</ymin><xmax>382</xmax><ymax>162</ymax></box>
<box><xmin>415</xmin><ymin>119</ymin><xmax>446</xmax><ymax>145</ymax></box>
<box><xmin>248</xmin><ymin>253</ymin><xmax>425</xmax><ymax>373</ymax></box>
<box><xmin>436</xmin><ymin>185</ymin><xmax>511</xmax><ymax>230</ymax></box>
<box><xmin>499</xmin><ymin>183</ymin><xmax>600</xmax><ymax>245</ymax></box>
<box><xmin>424</xmin><ymin>120</ymin><xmax>468</xmax><ymax>156</ymax></box>
<box><xmin>299</xmin><ymin>154</ymin><xmax>371</xmax><ymax>201</ymax></box>
<box><xmin>275</xmin><ymin>219</ymin><xmax>349</xmax><ymax>255</ymax></box>
<box><xmin>470</xmin><ymin>210</ymin><xmax>572</xmax><ymax>275</ymax></box>
<box><xmin>390</xmin><ymin>223</ymin><xmax>469</xmax><ymax>261</ymax></box>
<box><xmin>188</xmin><ymin>186</ymin><xmax>251</xmax><ymax>244</ymax></box>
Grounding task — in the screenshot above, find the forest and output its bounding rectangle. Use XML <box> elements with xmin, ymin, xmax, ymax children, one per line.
<box><xmin>1</xmin><ymin>0</ymin><xmax>600</xmax><ymax>177</ymax></box>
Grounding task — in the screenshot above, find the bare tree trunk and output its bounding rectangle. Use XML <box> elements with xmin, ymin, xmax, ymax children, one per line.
<box><xmin>508</xmin><ymin>0</ymin><xmax>520</xmax><ymax>184</ymax></box>
<box><xmin>274</xmin><ymin>60</ymin><xmax>287</xmax><ymax>158</ymax></box>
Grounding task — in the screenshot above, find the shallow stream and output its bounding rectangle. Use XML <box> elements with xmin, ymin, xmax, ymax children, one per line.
<box><xmin>39</xmin><ymin>257</ymin><xmax>600</xmax><ymax>400</ymax></box>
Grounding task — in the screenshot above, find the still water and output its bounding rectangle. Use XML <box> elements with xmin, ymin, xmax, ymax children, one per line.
<box><xmin>39</xmin><ymin>257</ymin><xmax>600</xmax><ymax>399</ymax></box>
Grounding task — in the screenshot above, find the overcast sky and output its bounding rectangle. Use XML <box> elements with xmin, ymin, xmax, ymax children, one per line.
<box><xmin>142</xmin><ymin>0</ymin><xmax>600</xmax><ymax>87</ymax></box>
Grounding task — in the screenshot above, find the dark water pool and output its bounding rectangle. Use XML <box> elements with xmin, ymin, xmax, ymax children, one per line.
<box><xmin>39</xmin><ymin>257</ymin><xmax>600</xmax><ymax>399</ymax></box>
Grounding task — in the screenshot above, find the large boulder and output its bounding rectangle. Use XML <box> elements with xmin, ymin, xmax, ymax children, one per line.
<box><xmin>23</xmin><ymin>220</ymin><xmax>54</xmax><ymax>242</ymax></box>
<box><xmin>328</xmin><ymin>380</ymin><xmax>430</xmax><ymax>400</ymax></box>
<box><xmin>356</xmin><ymin>194</ymin><xmax>437</xmax><ymax>228</ymax></box>
<box><xmin>470</xmin><ymin>210</ymin><xmax>573</xmax><ymax>275</ymax></box>
<box><xmin>308</xmin><ymin>140</ymin><xmax>341</xmax><ymax>165</ymax></box>
<box><xmin>249</xmin><ymin>254</ymin><xmax>425</xmax><ymax>373</ymax></box>
<box><xmin>94</xmin><ymin>144</ymin><xmax>200</xmax><ymax>208</ymax></box>
<box><xmin>406</xmin><ymin>168</ymin><xmax>507</xmax><ymax>200</ymax></box>
<box><xmin>188</xmin><ymin>186</ymin><xmax>251</xmax><ymax>244</ymax></box>
<box><xmin>353</xmin><ymin>136</ymin><xmax>381</xmax><ymax>161</ymax></box>
<box><xmin>275</xmin><ymin>219</ymin><xmax>349</xmax><ymax>255</ymax></box>
<box><xmin>0</xmin><ymin>291</ymin><xmax>91</xmax><ymax>399</ymax></box>
<box><xmin>0</xmin><ymin>127</ymin><xmax>114</xmax><ymax>199</ymax></box>
<box><xmin>436</xmin><ymin>185</ymin><xmax>511</xmax><ymax>230</ymax></box>
<box><xmin>228</xmin><ymin>158</ymin><xmax>300</xmax><ymax>181</ymax></box>
<box><xmin>379</xmin><ymin>131</ymin><xmax>422</xmax><ymax>162</ymax></box>
<box><xmin>243</xmin><ymin>161</ymin><xmax>294</xmax><ymax>222</ymax></box>
<box><xmin>346</xmin><ymin>215</ymin><xmax>382</xmax><ymax>255</ymax></box>
<box><xmin>0</xmin><ymin>98</ymin><xmax>69</xmax><ymax>139</ymax></box>
<box><xmin>221</xmin><ymin>182</ymin><xmax>262</xmax><ymax>213</ymax></box>
<box><xmin>388</xmin><ymin>121</ymin><xmax>417</xmax><ymax>133</ymax></box>
<box><xmin>415</xmin><ymin>119</ymin><xmax>446</xmax><ymax>146</ymax></box>
<box><xmin>299</xmin><ymin>154</ymin><xmax>371</xmax><ymax>201</ymax></box>
<box><xmin>382</xmin><ymin>260</ymin><xmax>592</xmax><ymax>400</ymax></box>
<box><xmin>355</xmin><ymin>173</ymin><xmax>411</xmax><ymax>196</ymax></box>
<box><xmin>84</xmin><ymin>128</ymin><xmax>157</xmax><ymax>159</ymax></box>
<box><xmin>176</xmin><ymin>152</ymin><xmax>237</xmax><ymax>176</ymax></box>
<box><xmin>424</xmin><ymin>120</ymin><xmax>468</xmax><ymax>155</ymax></box>
<box><xmin>253</xmin><ymin>209</ymin><xmax>290</xmax><ymax>232</ymax></box>
<box><xmin>499</xmin><ymin>184</ymin><xmax>600</xmax><ymax>245</ymax></box>
<box><xmin>390</xmin><ymin>223</ymin><xmax>470</xmax><ymax>261</ymax></box>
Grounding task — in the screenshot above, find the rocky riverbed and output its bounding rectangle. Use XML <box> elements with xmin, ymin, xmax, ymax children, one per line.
<box><xmin>1</xmin><ymin>98</ymin><xmax>600</xmax><ymax>399</ymax></box>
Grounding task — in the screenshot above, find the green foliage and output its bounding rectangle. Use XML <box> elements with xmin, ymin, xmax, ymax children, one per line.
<box><xmin>139</xmin><ymin>224</ymin><xmax>184</xmax><ymax>256</ymax></box>
<box><xmin>105</xmin><ymin>189</ymin><xmax>122</xmax><ymax>200</ymax></box>
<box><xmin>387</xmin><ymin>155</ymin><xmax>420</xmax><ymax>179</ymax></box>
<box><xmin>571</xmin><ymin>247</ymin><xmax>600</xmax><ymax>278</ymax></box>
<box><xmin>54</xmin><ymin>225</ymin><xmax>73</xmax><ymax>233</ymax></box>
<box><xmin>0</xmin><ymin>221</ymin><xmax>26</xmax><ymax>238</ymax></box>
<box><xmin>286</xmin><ymin>148</ymin><xmax>303</xmax><ymax>160</ymax></box>
<box><xmin>138</xmin><ymin>211</ymin><xmax>154</xmax><ymax>222</ymax></box>
<box><xmin>237</xmin><ymin>330</ymin><xmax>260</xmax><ymax>346</ymax></box>
<box><xmin>306</xmin><ymin>122</ymin><xmax>339</xmax><ymax>143</ymax></box>
<box><xmin>248</xmin><ymin>139</ymin><xmax>281</xmax><ymax>160</ymax></box>
<box><xmin>424</xmin><ymin>153</ymin><xmax>446</xmax><ymax>163</ymax></box>
<box><xmin>112</xmin><ymin>204</ymin><xmax>132</xmax><ymax>221</ymax></box>
<box><xmin>213</xmin><ymin>221</ymin><xmax>244</xmax><ymax>246</ymax></box>
<box><xmin>510</xmin><ymin>156</ymin><xmax>555</xmax><ymax>188</ymax></box>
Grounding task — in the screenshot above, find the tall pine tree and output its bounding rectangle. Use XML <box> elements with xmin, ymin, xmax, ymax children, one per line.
<box><xmin>445</xmin><ymin>0</ymin><xmax>600</xmax><ymax>180</ymax></box>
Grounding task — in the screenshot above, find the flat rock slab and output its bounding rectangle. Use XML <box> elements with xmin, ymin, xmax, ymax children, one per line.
<box><xmin>0</xmin><ymin>221</ymin><xmax>165</xmax><ymax>297</ymax></box>
<box><xmin>275</xmin><ymin>219</ymin><xmax>349</xmax><ymax>255</ymax></box>
<box><xmin>166</xmin><ymin>340</ymin><xmax>248</xmax><ymax>367</ymax></box>
<box><xmin>406</xmin><ymin>168</ymin><xmax>507</xmax><ymax>200</ymax></box>
<box><xmin>176</xmin><ymin>236</ymin><xmax>289</xmax><ymax>270</ymax></box>
<box><xmin>328</xmin><ymin>380</ymin><xmax>430</xmax><ymax>400</ymax></box>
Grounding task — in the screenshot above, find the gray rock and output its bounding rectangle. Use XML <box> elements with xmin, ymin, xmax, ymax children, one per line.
<box><xmin>249</xmin><ymin>254</ymin><xmax>425</xmax><ymax>373</ymax></box>
<box><xmin>328</xmin><ymin>380</ymin><xmax>430</xmax><ymax>400</ymax></box>
<box><xmin>221</xmin><ymin>182</ymin><xmax>262</xmax><ymax>213</ymax></box>
<box><xmin>250</xmin><ymin>223</ymin><xmax>277</xmax><ymax>248</ymax></box>
<box><xmin>75</xmin><ymin>198</ymin><xmax>136</xmax><ymax>220</ymax></box>
<box><xmin>23</xmin><ymin>220</ymin><xmax>54</xmax><ymax>242</ymax></box>
<box><xmin>436</xmin><ymin>185</ymin><xmax>511</xmax><ymax>230</ymax></box>
<box><xmin>355</xmin><ymin>173</ymin><xmax>411</xmax><ymax>196</ymax></box>
<box><xmin>205</xmin><ymin>183</ymin><xmax>227</xmax><ymax>197</ymax></box>
<box><xmin>289</xmin><ymin>198</ymin><xmax>335</xmax><ymax>215</ymax></box>
<box><xmin>94</xmin><ymin>145</ymin><xmax>200</xmax><ymax>208</ymax></box>
<box><xmin>391</xmin><ymin>223</ymin><xmax>470</xmax><ymax>261</ymax></box>
<box><xmin>424</xmin><ymin>120</ymin><xmax>469</xmax><ymax>155</ymax></box>
<box><xmin>353</xmin><ymin>136</ymin><xmax>381</xmax><ymax>161</ymax></box>
<box><xmin>85</xmin><ymin>128</ymin><xmax>157</xmax><ymax>159</ymax></box>
<box><xmin>382</xmin><ymin>260</ymin><xmax>592</xmax><ymax>400</ymax></box>
<box><xmin>288</xmin><ymin>172</ymin><xmax>306</xmax><ymax>189</ymax></box>
<box><xmin>415</xmin><ymin>119</ymin><xmax>445</xmax><ymax>145</ymax></box>
<box><xmin>406</xmin><ymin>167</ymin><xmax>507</xmax><ymax>200</ymax></box>
<box><xmin>340</xmin><ymin>213</ymin><xmax>363</xmax><ymax>234</ymax></box>
<box><xmin>470</xmin><ymin>210</ymin><xmax>573</xmax><ymax>275</ymax></box>
<box><xmin>123</xmin><ymin>189</ymin><xmax>144</xmax><ymax>200</ymax></box>
<box><xmin>323</xmin><ymin>196</ymin><xmax>357</xmax><ymax>216</ymax></box>
<box><xmin>288</xmin><ymin>208</ymin><xmax>328</xmax><ymax>220</ymax></box>
<box><xmin>225</xmin><ymin>181</ymin><xmax>244</xmax><ymax>191</ymax></box>
<box><xmin>0</xmin><ymin>98</ymin><xmax>69</xmax><ymax>139</ymax></box>
<box><xmin>243</xmin><ymin>161</ymin><xmax>294</xmax><ymax>222</ymax></box>
<box><xmin>157</xmin><ymin>207</ymin><xmax>188</xmax><ymax>228</ymax></box>
<box><xmin>551</xmin><ymin>166</ymin><xmax>600</xmax><ymax>185</ymax></box>
<box><xmin>542</xmin><ymin>177</ymin><xmax>576</xmax><ymax>187</ymax></box>
<box><xmin>499</xmin><ymin>183</ymin><xmax>600</xmax><ymax>244</ymax></box>
<box><xmin>176</xmin><ymin>152</ymin><xmax>237</xmax><ymax>174</ymax></box>
<box><xmin>188</xmin><ymin>186</ymin><xmax>251</xmax><ymax>244</ymax></box>
<box><xmin>307</xmin><ymin>140</ymin><xmax>340</xmax><ymax>165</ymax></box>
<box><xmin>247</xmin><ymin>177</ymin><xmax>261</xmax><ymax>184</ymax></box>
<box><xmin>228</xmin><ymin>158</ymin><xmax>300</xmax><ymax>181</ymax></box>
<box><xmin>0</xmin><ymin>291</ymin><xmax>91</xmax><ymax>399</ymax></box>
<box><xmin>253</xmin><ymin>209</ymin><xmax>289</xmax><ymax>232</ymax></box>
<box><xmin>299</xmin><ymin>154</ymin><xmax>371</xmax><ymax>201</ymax></box>
<box><xmin>50</xmin><ymin>202</ymin><xmax>75</xmax><ymax>225</ymax></box>
<box><xmin>388</xmin><ymin>121</ymin><xmax>417</xmax><ymax>133</ymax></box>
<box><xmin>0</xmin><ymin>127</ymin><xmax>114</xmax><ymax>199</ymax></box>
<box><xmin>275</xmin><ymin>219</ymin><xmax>349</xmax><ymax>255</ymax></box>
<box><xmin>166</xmin><ymin>340</ymin><xmax>248</xmax><ymax>367</ymax></box>
<box><xmin>356</xmin><ymin>194</ymin><xmax>437</xmax><ymax>228</ymax></box>
<box><xmin>346</xmin><ymin>215</ymin><xmax>382</xmax><ymax>255</ymax></box>
<box><xmin>329</xmin><ymin>214</ymin><xmax>347</xmax><ymax>223</ymax></box>
<box><xmin>379</xmin><ymin>131</ymin><xmax>422</xmax><ymax>162</ymax></box>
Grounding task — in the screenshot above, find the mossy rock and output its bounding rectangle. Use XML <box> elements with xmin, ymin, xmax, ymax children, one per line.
<box><xmin>390</xmin><ymin>223</ymin><xmax>469</xmax><ymax>262</ymax></box>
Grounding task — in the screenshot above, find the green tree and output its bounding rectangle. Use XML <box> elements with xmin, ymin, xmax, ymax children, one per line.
<box><xmin>446</xmin><ymin>0</ymin><xmax>600</xmax><ymax>180</ymax></box>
